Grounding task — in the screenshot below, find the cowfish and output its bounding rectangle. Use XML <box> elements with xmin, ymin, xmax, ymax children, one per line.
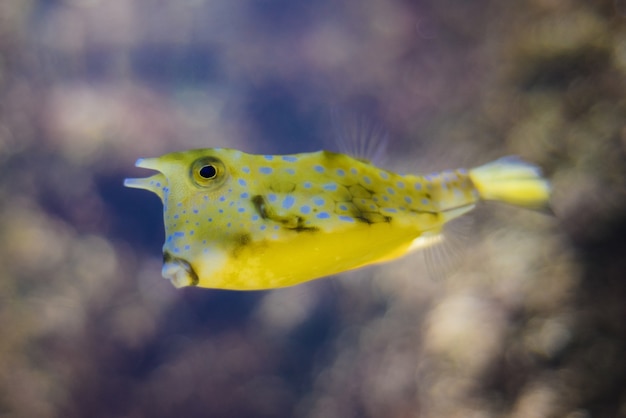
<box><xmin>124</xmin><ymin>149</ymin><xmax>550</xmax><ymax>290</ymax></box>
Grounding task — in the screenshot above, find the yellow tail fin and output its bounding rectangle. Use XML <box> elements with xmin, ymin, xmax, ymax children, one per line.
<box><xmin>469</xmin><ymin>156</ymin><xmax>551</xmax><ymax>210</ymax></box>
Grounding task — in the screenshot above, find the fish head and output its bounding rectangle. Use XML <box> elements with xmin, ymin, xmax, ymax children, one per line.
<box><xmin>125</xmin><ymin>148</ymin><xmax>251</xmax><ymax>288</ymax></box>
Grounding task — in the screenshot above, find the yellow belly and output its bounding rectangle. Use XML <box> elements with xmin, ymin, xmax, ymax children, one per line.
<box><xmin>194</xmin><ymin>221</ymin><xmax>423</xmax><ymax>290</ymax></box>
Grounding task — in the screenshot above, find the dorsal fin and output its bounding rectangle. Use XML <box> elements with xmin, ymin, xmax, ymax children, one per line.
<box><xmin>328</xmin><ymin>100</ymin><xmax>389</xmax><ymax>164</ymax></box>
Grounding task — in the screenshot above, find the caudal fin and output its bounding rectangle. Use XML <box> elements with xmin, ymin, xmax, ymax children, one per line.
<box><xmin>469</xmin><ymin>156</ymin><xmax>551</xmax><ymax>210</ymax></box>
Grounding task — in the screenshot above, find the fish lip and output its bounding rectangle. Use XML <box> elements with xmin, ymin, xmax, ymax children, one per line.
<box><xmin>162</xmin><ymin>251</ymin><xmax>199</xmax><ymax>288</ymax></box>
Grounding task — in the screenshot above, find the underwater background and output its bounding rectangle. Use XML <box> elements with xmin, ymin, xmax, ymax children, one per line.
<box><xmin>1</xmin><ymin>0</ymin><xmax>625</xmax><ymax>417</ymax></box>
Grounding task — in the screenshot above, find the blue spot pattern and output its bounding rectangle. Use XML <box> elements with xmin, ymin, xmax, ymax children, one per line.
<box><xmin>282</xmin><ymin>195</ymin><xmax>295</xmax><ymax>209</ymax></box>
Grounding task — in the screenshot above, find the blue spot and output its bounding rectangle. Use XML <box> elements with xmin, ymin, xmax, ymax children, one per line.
<box><xmin>195</xmin><ymin>222</ymin><xmax>199</xmax><ymax>226</ymax></box>
<box><xmin>240</xmin><ymin>192</ymin><xmax>249</xmax><ymax>198</ymax></box>
<box><xmin>458</xmin><ymin>168</ymin><xmax>468</xmax><ymax>174</ymax></box>
<box><xmin>227</xmin><ymin>222</ymin><xmax>232</xmax><ymax>227</ymax></box>
<box><xmin>404</xmin><ymin>196</ymin><xmax>413</xmax><ymax>204</ymax></box>
<box><xmin>323</xmin><ymin>183</ymin><xmax>337</xmax><ymax>191</ymax></box>
<box><xmin>421</xmin><ymin>198</ymin><xmax>429</xmax><ymax>205</ymax></box>
<box><xmin>313</xmin><ymin>197</ymin><xmax>325</xmax><ymax>206</ymax></box>
<box><xmin>156</xmin><ymin>182</ymin><xmax>161</xmax><ymax>187</ymax></box>
<box><xmin>316</xmin><ymin>212</ymin><xmax>330</xmax><ymax>219</ymax></box>
<box><xmin>303</xmin><ymin>181</ymin><xmax>312</xmax><ymax>189</ymax></box>
<box><xmin>202</xmin><ymin>240</ymin><xmax>207</xmax><ymax>244</ymax></box>
<box><xmin>173</xmin><ymin>248</ymin><xmax>180</xmax><ymax>253</ymax></box>
<box><xmin>383</xmin><ymin>196</ymin><xmax>389</xmax><ymax>202</ymax></box>
<box><xmin>285</xmin><ymin>168</ymin><xmax>296</xmax><ymax>175</ymax></box>
<box><xmin>219</xmin><ymin>196</ymin><xmax>226</xmax><ymax>202</ymax></box>
<box><xmin>229</xmin><ymin>201</ymin><xmax>234</xmax><ymax>207</ymax></box>
<box><xmin>339</xmin><ymin>216</ymin><xmax>354</xmax><ymax>222</ymax></box>
<box><xmin>336</xmin><ymin>169</ymin><xmax>345</xmax><ymax>176</ymax></box>
<box><xmin>383</xmin><ymin>208</ymin><xmax>398</xmax><ymax>213</ymax></box>
<box><xmin>350</xmin><ymin>168</ymin><xmax>358</xmax><ymax>174</ymax></box>
<box><xmin>300</xmin><ymin>205</ymin><xmax>311</xmax><ymax>214</ymax></box>
<box><xmin>379</xmin><ymin>171</ymin><xmax>389</xmax><ymax>180</ymax></box>
<box><xmin>208</xmin><ymin>218</ymin><xmax>213</xmax><ymax>222</ymax></box>
<box><xmin>363</xmin><ymin>176</ymin><xmax>372</xmax><ymax>184</ymax></box>
<box><xmin>190</xmin><ymin>230</ymin><xmax>195</xmax><ymax>235</ymax></box>
<box><xmin>182</xmin><ymin>210</ymin><xmax>187</xmax><ymax>214</ymax></box>
<box><xmin>203</xmin><ymin>248</ymin><xmax>209</xmax><ymax>254</ymax></box>
<box><xmin>397</xmin><ymin>181</ymin><xmax>405</xmax><ymax>188</ymax></box>
<box><xmin>259</xmin><ymin>167</ymin><xmax>273</xmax><ymax>174</ymax></box>
<box><xmin>414</xmin><ymin>183</ymin><xmax>422</xmax><ymax>190</ymax></box>
<box><xmin>252</xmin><ymin>215</ymin><xmax>259</xmax><ymax>221</ymax></box>
<box><xmin>282</xmin><ymin>156</ymin><xmax>298</xmax><ymax>162</ymax></box>
<box><xmin>166</xmin><ymin>236</ymin><xmax>173</xmax><ymax>242</ymax></box>
<box><xmin>242</xmin><ymin>167</ymin><xmax>250</xmax><ymax>174</ymax></box>
<box><xmin>238</xmin><ymin>207</ymin><xmax>245</xmax><ymax>213</ymax></box>
<box><xmin>184</xmin><ymin>245</ymin><xmax>190</xmax><ymax>251</ymax></box>
<box><xmin>193</xmin><ymin>209</ymin><xmax>199</xmax><ymax>214</ymax></box>
<box><xmin>218</xmin><ymin>209</ymin><xmax>224</xmax><ymax>214</ymax></box>
<box><xmin>264</xmin><ymin>155</ymin><xmax>274</xmax><ymax>161</ymax></box>
<box><xmin>174</xmin><ymin>214</ymin><xmax>179</xmax><ymax>220</ymax></box>
<box><xmin>177</xmin><ymin>202</ymin><xmax>182</xmax><ymax>207</ymax></box>
<box><xmin>282</xmin><ymin>195</ymin><xmax>295</xmax><ymax>209</ymax></box>
<box><xmin>386</xmin><ymin>187</ymin><xmax>395</xmax><ymax>195</ymax></box>
<box><xmin>314</xmin><ymin>165</ymin><xmax>324</xmax><ymax>173</ymax></box>
<box><xmin>203</xmin><ymin>195</ymin><xmax>208</xmax><ymax>201</ymax></box>
<box><xmin>339</xmin><ymin>204</ymin><xmax>347</xmax><ymax>211</ymax></box>
<box><xmin>260</xmin><ymin>225</ymin><xmax>267</xmax><ymax>230</ymax></box>
<box><xmin>174</xmin><ymin>232</ymin><xmax>185</xmax><ymax>237</ymax></box>
<box><xmin>238</xmin><ymin>178</ymin><xmax>247</xmax><ymax>186</ymax></box>
<box><xmin>268</xmin><ymin>194</ymin><xmax>277</xmax><ymax>202</ymax></box>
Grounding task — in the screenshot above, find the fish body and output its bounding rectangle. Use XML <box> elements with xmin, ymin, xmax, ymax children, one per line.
<box><xmin>125</xmin><ymin>149</ymin><xmax>550</xmax><ymax>290</ymax></box>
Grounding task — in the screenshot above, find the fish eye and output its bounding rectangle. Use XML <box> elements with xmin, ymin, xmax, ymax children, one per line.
<box><xmin>191</xmin><ymin>156</ymin><xmax>227</xmax><ymax>188</ymax></box>
<box><xmin>199</xmin><ymin>164</ymin><xmax>217</xmax><ymax>179</ymax></box>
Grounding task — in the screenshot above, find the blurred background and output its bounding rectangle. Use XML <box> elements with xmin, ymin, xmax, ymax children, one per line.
<box><xmin>1</xmin><ymin>0</ymin><xmax>625</xmax><ymax>417</ymax></box>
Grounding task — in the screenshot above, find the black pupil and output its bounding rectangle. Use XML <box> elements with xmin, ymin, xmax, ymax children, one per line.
<box><xmin>199</xmin><ymin>165</ymin><xmax>217</xmax><ymax>179</ymax></box>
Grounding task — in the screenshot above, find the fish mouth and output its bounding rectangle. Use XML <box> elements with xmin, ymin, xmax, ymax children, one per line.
<box><xmin>162</xmin><ymin>251</ymin><xmax>199</xmax><ymax>288</ymax></box>
<box><xmin>124</xmin><ymin>158</ymin><xmax>167</xmax><ymax>199</ymax></box>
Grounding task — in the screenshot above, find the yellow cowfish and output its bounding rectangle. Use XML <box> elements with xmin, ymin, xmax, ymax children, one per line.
<box><xmin>125</xmin><ymin>149</ymin><xmax>550</xmax><ymax>290</ymax></box>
